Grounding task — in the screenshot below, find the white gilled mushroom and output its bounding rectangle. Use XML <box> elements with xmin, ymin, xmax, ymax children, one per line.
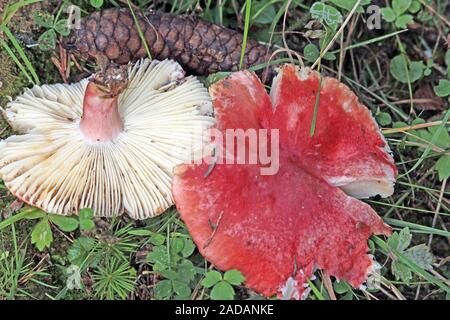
<box><xmin>0</xmin><ymin>59</ymin><xmax>214</xmax><ymax>219</ymax></box>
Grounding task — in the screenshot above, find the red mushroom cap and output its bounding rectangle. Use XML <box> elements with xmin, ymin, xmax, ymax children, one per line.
<box><xmin>270</xmin><ymin>66</ymin><xmax>397</xmax><ymax>198</ymax></box>
<box><xmin>172</xmin><ymin>65</ymin><xmax>396</xmax><ymax>298</ymax></box>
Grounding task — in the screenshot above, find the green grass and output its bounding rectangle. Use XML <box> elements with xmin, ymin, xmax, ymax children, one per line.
<box><xmin>239</xmin><ymin>0</ymin><xmax>252</xmax><ymax>69</ymax></box>
<box><xmin>0</xmin><ymin>224</ymin><xmax>54</xmax><ymax>299</ymax></box>
<box><xmin>126</xmin><ymin>0</ymin><xmax>152</xmax><ymax>61</ymax></box>
<box><xmin>0</xmin><ymin>1</ymin><xmax>41</xmax><ymax>85</ymax></box>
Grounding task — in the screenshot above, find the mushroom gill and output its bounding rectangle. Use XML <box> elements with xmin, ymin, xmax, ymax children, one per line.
<box><xmin>0</xmin><ymin>59</ymin><xmax>214</xmax><ymax>219</ymax></box>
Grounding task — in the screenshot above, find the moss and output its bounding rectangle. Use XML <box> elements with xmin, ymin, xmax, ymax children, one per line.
<box><xmin>0</xmin><ymin>0</ymin><xmax>61</xmax><ymax>107</ymax></box>
<box><xmin>0</xmin><ymin>52</ymin><xmax>28</xmax><ymax>106</ymax></box>
<box><xmin>0</xmin><ymin>52</ymin><xmax>28</xmax><ymax>139</ymax></box>
<box><xmin>31</xmin><ymin>49</ymin><xmax>62</xmax><ymax>84</ymax></box>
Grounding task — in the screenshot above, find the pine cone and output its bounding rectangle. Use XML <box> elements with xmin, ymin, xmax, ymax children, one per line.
<box><xmin>63</xmin><ymin>8</ymin><xmax>273</xmax><ymax>77</ymax></box>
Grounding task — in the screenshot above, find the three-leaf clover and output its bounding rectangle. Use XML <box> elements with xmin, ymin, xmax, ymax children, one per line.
<box><xmin>148</xmin><ymin>233</ymin><xmax>200</xmax><ymax>299</ymax></box>
<box><xmin>201</xmin><ymin>269</ymin><xmax>245</xmax><ymax>300</ymax></box>
<box><xmin>155</xmin><ymin>259</ymin><xmax>197</xmax><ymax>299</ymax></box>
<box><xmin>310</xmin><ymin>2</ymin><xmax>343</xmax><ymax>31</ymax></box>
<box><xmin>389</xmin><ymin>54</ymin><xmax>426</xmax><ymax>84</ymax></box>
<box><xmin>34</xmin><ymin>12</ymin><xmax>70</xmax><ymax>50</ymax></box>
<box><xmin>79</xmin><ymin>208</ymin><xmax>95</xmax><ymax>230</ymax></box>
<box><xmin>381</xmin><ymin>0</ymin><xmax>420</xmax><ymax>28</ymax></box>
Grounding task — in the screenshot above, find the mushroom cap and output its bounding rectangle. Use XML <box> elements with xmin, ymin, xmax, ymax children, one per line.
<box><xmin>270</xmin><ymin>65</ymin><xmax>397</xmax><ymax>198</ymax></box>
<box><xmin>0</xmin><ymin>59</ymin><xmax>214</xmax><ymax>219</ymax></box>
<box><xmin>173</xmin><ymin>65</ymin><xmax>396</xmax><ymax>298</ymax></box>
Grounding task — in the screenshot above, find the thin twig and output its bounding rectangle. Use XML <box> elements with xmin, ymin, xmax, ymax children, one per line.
<box><xmin>203</xmin><ymin>211</ymin><xmax>224</xmax><ymax>250</ymax></box>
<box><xmin>418</xmin><ymin>0</ymin><xmax>450</xmax><ymax>27</ymax></box>
<box><xmin>321</xmin><ymin>272</ymin><xmax>336</xmax><ymax>300</ymax></box>
<box><xmin>382</xmin><ymin>120</ymin><xmax>450</xmax><ymax>135</ymax></box>
<box><xmin>428</xmin><ymin>178</ymin><xmax>447</xmax><ymax>247</ymax></box>
<box><xmin>390</xmin><ymin>98</ymin><xmax>445</xmax><ymax>105</ymax></box>
<box><xmin>281</xmin><ymin>0</ymin><xmax>293</xmax><ymax>62</ymax></box>
<box><xmin>337</xmin><ymin>14</ymin><xmax>358</xmax><ymax>81</ymax></box>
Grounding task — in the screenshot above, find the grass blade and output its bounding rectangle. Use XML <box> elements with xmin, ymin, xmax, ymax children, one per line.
<box><xmin>330</xmin><ymin>30</ymin><xmax>408</xmax><ymax>54</ymax></box>
<box><xmin>307</xmin><ymin>279</ymin><xmax>325</xmax><ymax>300</ymax></box>
<box><xmin>1</xmin><ymin>0</ymin><xmax>42</xmax><ymax>25</ymax></box>
<box><xmin>1</xmin><ymin>25</ymin><xmax>40</xmax><ymax>85</ymax></box>
<box><xmin>239</xmin><ymin>0</ymin><xmax>252</xmax><ymax>70</ymax></box>
<box><xmin>384</xmin><ymin>218</ymin><xmax>450</xmax><ymax>237</ymax></box>
<box><xmin>401</xmin><ymin>108</ymin><xmax>450</xmax><ymax>177</ymax></box>
<box><xmin>373</xmin><ymin>236</ymin><xmax>450</xmax><ymax>294</ymax></box>
<box><xmin>309</xmin><ymin>76</ymin><xmax>323</xmax><ymax>137</ymax></box>
<box><xmin>0</xmin><ymin>38</ymin><xmax>35</xmax><ymax>85</ymax></box>
<box><xmin>126</xmin><ymin>0</ymin><xmax>152</xmax><ymax>61</ymax></box>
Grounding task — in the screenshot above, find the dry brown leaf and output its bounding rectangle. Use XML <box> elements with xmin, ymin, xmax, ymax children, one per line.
<box><xmin>414</xmin><ymin>84</ymin><xmax>446</xmax><ymax>111</ymax></box>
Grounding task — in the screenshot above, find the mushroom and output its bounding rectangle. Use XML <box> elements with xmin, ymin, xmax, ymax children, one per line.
<box><xmin>172</xmin><ymin>64</ymin><xmax>397</xmax><ymax>298</ymax></box>
<box><xmin>0</xmin><ymin>59</ymin><xmax>214</xmax><ymax>219</ymax></box>
<box><xmin>269</xmin><ymin>66</ymin><xmax>396</xmax><ymax>198</ymax></box>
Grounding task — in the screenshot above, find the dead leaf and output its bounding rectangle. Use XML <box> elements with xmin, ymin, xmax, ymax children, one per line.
<box><xmin>414</xmin><ymin>84</ymin><xmax>446</xmax><ymax>111</ymax></box>
<box><xmin>10</xmin><ymin>199</ymin><xmax>24</xmax><ymax>212</ymax></box>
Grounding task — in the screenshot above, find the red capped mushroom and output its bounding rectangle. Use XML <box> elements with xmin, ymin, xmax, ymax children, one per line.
<box><xmin>172</xmin><ymin>64</ymin><xmax>397</xmax><ymax>298</ymax></box>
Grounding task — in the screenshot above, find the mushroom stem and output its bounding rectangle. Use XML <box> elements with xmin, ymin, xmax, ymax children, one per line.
<box><xmin>79</xmin><ymin>81</ymin><xmax>124</xmax><ymax>141</ymax></box>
